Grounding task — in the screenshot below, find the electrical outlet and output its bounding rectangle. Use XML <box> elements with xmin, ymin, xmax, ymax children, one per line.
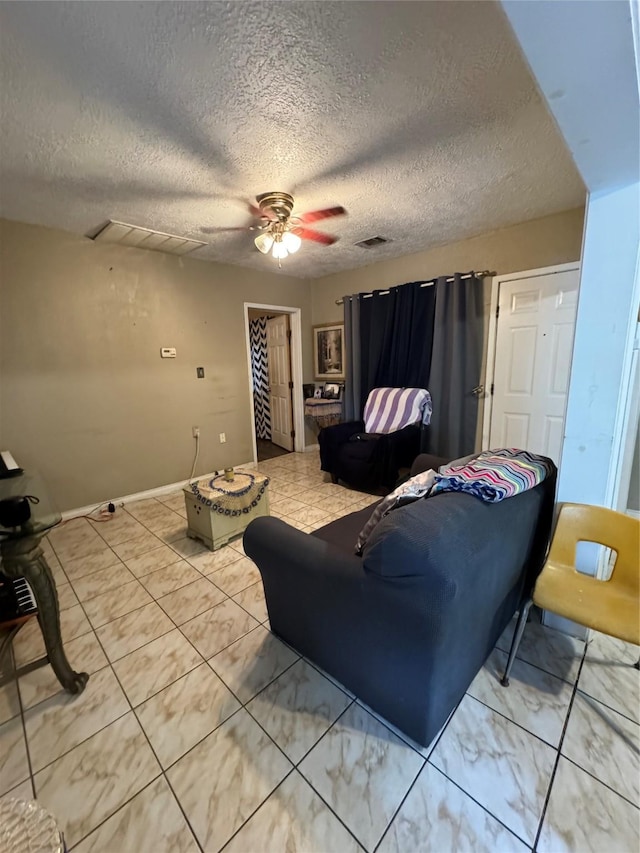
<box><xmin>219</xmin><ymin>432</ymin><xmax>226</xmax><ymax>444</ymax></box>
<box><xmin>192</xmin><ymin>426</ymin><xmax>200</xmax><ymax>438</ymax></box>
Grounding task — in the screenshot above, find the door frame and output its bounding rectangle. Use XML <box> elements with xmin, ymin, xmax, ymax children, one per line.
<box><xmin>481</xmin><ymin>262</ymin><xmax>581</xmax><ymax>452</ymax></box>
<box><xmin>243</xmin><ymin>302</ymin><xmax>305</xmax><ymax>464</ymax></box>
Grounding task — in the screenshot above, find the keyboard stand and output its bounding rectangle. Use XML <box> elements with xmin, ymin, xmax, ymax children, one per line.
<box><xmin>0</xmin><ymin>534</ymin><xmax>89</xmax><ymax>695</ymax></box>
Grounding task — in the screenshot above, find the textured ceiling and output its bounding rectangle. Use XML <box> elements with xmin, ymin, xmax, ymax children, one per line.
<box><xmin>0</xmin><ymin>1</ymin><xmax>585</xmax><ymax>278</ymax></box>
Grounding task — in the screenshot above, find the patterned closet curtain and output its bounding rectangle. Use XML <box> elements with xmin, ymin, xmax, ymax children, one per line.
<box><xmin>249</xmin><ymin>317</ymin><xmax>271</xmax><ymax>440</ymax></box>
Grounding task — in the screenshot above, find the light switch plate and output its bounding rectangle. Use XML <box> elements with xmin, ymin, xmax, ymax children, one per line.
<box><xmin>161</xmin><ymin>347</ymin><xmax>177</xmax><ymax>358</ymax></box>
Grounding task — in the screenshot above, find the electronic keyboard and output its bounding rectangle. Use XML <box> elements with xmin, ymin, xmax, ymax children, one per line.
<box><xmin>0</xmin><ymin>574</ymin><xmax>37</xmax><ymax>625</ymax></box>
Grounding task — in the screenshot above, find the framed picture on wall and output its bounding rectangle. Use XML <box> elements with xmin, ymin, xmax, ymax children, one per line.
<box><xmin>313</xmin><ymin>323</ymin><xmax>345</xmax><ymax>381</ymax></box>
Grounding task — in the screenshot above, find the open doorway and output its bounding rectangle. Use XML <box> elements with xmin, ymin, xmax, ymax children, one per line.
<box><xmin>244</xmin><ymin>303</ymin><xmax>305</xmax><ymax>464</ymax></box>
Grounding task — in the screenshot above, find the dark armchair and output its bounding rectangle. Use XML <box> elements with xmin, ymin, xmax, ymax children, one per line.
<box><xmin>318</xmin><ymin>387</ymin><xmax>432</xmax><ymax>492</ymax></box>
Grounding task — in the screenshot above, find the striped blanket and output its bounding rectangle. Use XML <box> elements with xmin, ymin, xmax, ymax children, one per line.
<box><xmin>431</xmin><ymin>449</ymin><xmax>554</xmax><ymax>503</ymax></box>
<box><xmin>363</xmin><ymin>388</ymin><xmax>432</xmax><ymax>434</ymax></box>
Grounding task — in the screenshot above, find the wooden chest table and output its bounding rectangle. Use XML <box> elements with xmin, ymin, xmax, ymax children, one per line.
<box><xmin>183</xmin><ymin>470</ymin><xmax>270</xmax><ymax>550</ymax></box>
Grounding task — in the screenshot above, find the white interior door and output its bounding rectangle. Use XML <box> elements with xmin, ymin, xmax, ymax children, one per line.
<box><xmin>489</xmin><ymin>269</ymin><xmax>579</xmax><ymax>465</ymax></box>
<box><xmin>266</xmin><ymin>314</ymin><xmax>293</xmax><ymax>451</ymax></box>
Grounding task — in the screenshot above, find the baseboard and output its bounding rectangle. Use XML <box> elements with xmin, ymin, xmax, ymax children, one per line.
<box><xmin>61</xmin><ymin>460</ymin><xmax>256</xmax><ymax>521</ymax></box>
<box><xmin>304</xmin><ymin>444</ymin><xmax>320</xmax><ymax>452</ymax></box>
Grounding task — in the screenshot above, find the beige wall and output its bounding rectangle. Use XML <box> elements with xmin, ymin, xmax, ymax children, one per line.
<box><xmin>312</xmin><ymin>207</ymin><xmax>585</xmax><ymax>324</ymax></box>
<box><xmin>0</xmin><ymin>219</ymin><xmax>313</xmax><ymax>510</ymax></box>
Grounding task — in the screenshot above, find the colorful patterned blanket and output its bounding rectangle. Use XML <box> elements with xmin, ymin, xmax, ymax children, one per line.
<box><xmin>431</xmin><ymin>449</ymin><xmax>554</xmax><ymax>503</ymax></box>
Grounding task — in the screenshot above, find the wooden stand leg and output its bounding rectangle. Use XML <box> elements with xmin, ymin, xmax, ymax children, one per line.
<box><xmin>1</xmin><ymin>536</ymin><xmax>89</xmax><ymax>695</ymax></box>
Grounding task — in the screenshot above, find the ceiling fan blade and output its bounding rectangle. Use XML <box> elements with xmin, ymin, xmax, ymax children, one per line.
<box><xmin>297</xmin><ymin>206</ymin><xmax>346</xmax><ymax>224</ymax></box>
<box><xmin>200</xmin><ymin>226</ymin><xmax>256</xmax><ymax>234</ymax></box>
<box><xmin>291</xmin><ymin>226</ymin><xmax>337</xmax><ymax>246</ymax></box>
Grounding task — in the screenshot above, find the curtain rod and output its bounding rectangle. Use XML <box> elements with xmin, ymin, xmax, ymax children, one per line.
<box><xmin>335</xmin><ymin>270</ymin><xmax>495</xmax><ymax>305</ymax></box>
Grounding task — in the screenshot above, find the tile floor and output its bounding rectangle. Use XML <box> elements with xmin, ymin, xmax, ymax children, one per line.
<box><xmin>1</xmin><ymin>450</ymin><xmax>638</xmax><ymax>852</ymax></box>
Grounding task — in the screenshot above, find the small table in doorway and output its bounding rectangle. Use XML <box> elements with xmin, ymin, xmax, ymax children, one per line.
<box><xmin>304</xmin><ymin>398</ymin><xmax>343</xmax><ymax>429</ymax></box>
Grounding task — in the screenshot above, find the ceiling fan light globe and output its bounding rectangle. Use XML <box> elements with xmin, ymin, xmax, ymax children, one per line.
<box><xmin>282</xmin><ymin>231</ymin><xmax>302</xmax><ymax>254</ymax></box>
<box><xmin>272</xmin><ymin>241</ymin><xmax>289</xmax><ymax>259</ymax></box>
<box><xmin>254</xmin><ymin>233</ymin><xmax>274</xmax><ymax>254</ymax></box>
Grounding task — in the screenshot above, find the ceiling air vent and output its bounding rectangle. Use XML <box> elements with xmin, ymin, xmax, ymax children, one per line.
<box><xmin>354</xmin><ymin>235</ymin><xmax>390</xmax><ymax>249</ymax></box>
<box><xmin>93</xmin><ymin>221</ymin><xmax>206</xmax><ymax>256</ymax></box>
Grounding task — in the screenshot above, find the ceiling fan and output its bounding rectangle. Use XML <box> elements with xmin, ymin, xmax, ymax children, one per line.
<box><xmin>205</xmin><ymin>192</ymin><xmax>346</xmax><ymax>265</ymax></box>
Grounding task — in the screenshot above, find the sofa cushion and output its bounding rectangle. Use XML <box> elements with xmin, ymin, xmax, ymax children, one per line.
<box><xmin>355</xmin><ymin>468</ymin><xmax>437</xmax><ymax>554</ymax></box>
<box><xmin>312</xmin><ymin>503</ymin><xmax>380</xmax><ymax>554</ymax></box>
<box><xmin>362</xmin><ymin>485</ymin><xmax>545</xmax><ymax>580</ymax></box>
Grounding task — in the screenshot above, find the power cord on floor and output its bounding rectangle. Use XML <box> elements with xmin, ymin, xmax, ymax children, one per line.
<box><xmin>57</xmin><ymin>500</ymin><xmax>117</xmax><ymax>528</ymax></box>
<box><xmin>189</xmin><ymin>433</ymin><xmax>200</xmax><ymax>482</ymax></box>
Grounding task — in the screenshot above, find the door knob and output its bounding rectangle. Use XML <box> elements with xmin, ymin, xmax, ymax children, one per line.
<box><xmin>471</xmin><ymin>385</ymin><xmax>484</xmax><ymax>396</ymax></box>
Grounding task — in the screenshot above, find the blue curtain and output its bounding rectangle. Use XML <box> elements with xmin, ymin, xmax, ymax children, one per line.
<box><xmin>358</xmin><ymin>281</ymin><xmax>436</xmax><ymax>414</ymax></box>
<box><xmin>427</xmin><ymin>273</ymin><xmax>484</xmax><ymax>458</ymax></box>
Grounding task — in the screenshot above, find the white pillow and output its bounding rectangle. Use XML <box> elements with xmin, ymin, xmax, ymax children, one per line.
<box><xmin>355</xmin><ymin>469</ymin><xmax>437</xmax><ymax>554</ymax></box>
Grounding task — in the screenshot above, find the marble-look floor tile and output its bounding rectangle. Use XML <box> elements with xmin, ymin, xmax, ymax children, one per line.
<box><xmin>187</xmin><ymin>545</ymin><xmax>242</xmax><ymax>574</ymax></box>
<box><xmin>24</xmin><ymin>666</ymin><xmax>130</xmax><ymax>772</ymax></box>
<box><xmin>225</xmin><ymin>770</ymin><xmax>361</xmax><ymax>853</ymax></box>
<box><xmin>431</xmin><ymin>695</ymin><xmax>555</xmax><ymax>845</ymax></box>
<box><xmin>468</xmin><ymin>648</ymin><xmax>572</xmax><ymax>746</ymax></box>
<box><xmin>586</xmin><ymin>631</ymin><xmax>640</xmax><ymax>667</ymax></box>
<box><xmin>74</xmin><ymin>776</ymin><xmax>198</xmax><ymax>853</ymax></box>
<box><xmin>56</xmin><ymin>581</ymin><xmax>79</xmax><ymax>611</ymax></box>
<box><xmin>247</xmin><ymin>659</ymin><xmax>352</xmax><ymax>763</ymax></box>
<box><xmin>34</xmin><ymin>713</ymin><xmax>160</xmax><ymax>848</ymax></box>
<box><xmin>233</xmin><ymin>580</ymin><xmax>268</xmax><ymax>623</ymax></box>
<box><xmin>180</xmin><ymin>598</ymin><xmax>258</xmax><ymax>659</ymax></box>
<box><xmin>0</xmin><ymin>778</ymin><xmax>34</xmax><ymax>804</ymax></box>
<box><xmin>0</xmin><ymin>716</ymin><xmax>30</xmax><ymax>796</ymax></box>
<box><xmin>269</xmin><ymin>481</ymin><xmax>308</xmax><ymax>499</ymax></box>
<box><xmin>578</xmin><ymin>647</ymin><xmax>639</xmax><ymax>724</ymax></box>
<box><xmin>562</xmin><ymin>691</ymin><xmax>639</xmax><ymax>806</ymax></box>
<box><xmin>538</xmin><ymin>757</ymin><xmax>640</xmax><ymax>852</ymax></box>
<box><xmin>113</xmin><ymin>628</ymin><xmax>202</xmax><ymax>707</ymax></box>
<box><xmin>167</xmin><ymin>708</ymin><xmax>292</xmax><ymax>852</ymax></box>
<box><xmin>155</xmin><ymin>520</ymin><xmax>188</xmax><ymax>544</ymax></box>
<box><xmin>112</xmin><ymin>531</ymin><xmax>164</xmax><ymax>562</ymax></box>
<box><xmin>13</xmin><ymin>604</ymin><xmax>91</xmax><ymax>667</ymax></box>
<box><xmin>124</xmin><ymin>543</ymin><xmax>185</xmax><ymax>578</ymax></box>
<box><xmin>59</xmin><ymin>545</ymin><xmax>122</xmax><ymax>582</ymax></box>
<box><xmin>496</xmin><ymin>619</ymin><xmax>584</xmax><ymax>684</ymax></box>
<box><xmin>378</xmin><ymin>762</ymin><xmax>528</xmax><ymax>853</ymax></box>
<box><xmin>157</xmin><ymin>577</ymin><xmax>226</xmax><ymax>625</ymax></box>
<box><xmin>18</xmin><ymin>630</ymin><xmax>108</xmax><ymax>710</ymax></box>
<box><xmin>298</xmin><ymin>702</ymin><xmax>424</xmax><ymax>850</ymax></box>
<box><xmin>96</xmin><ymin>601</ymin><xmax>174</xmax><ymax>662</ymax></box>
<box><xmin>229</xmin><ymin>537</ymin><xmax>247</xmax><ymax>554</ymax></box>
<box><xmin>83</xmin><ymin>579</ymin><xmax>153</xmax><ymax>628</ymax></box>
<box><xmin>0</xmin><ymin>679</ymin><xmax>20</xmax><ymax>724</ymax></box>
<box><xmin>138</xmin><ymin>560</ymin><xmax>202</xmax><ymax>598</ymax></box>
<box><xmin>169</xmin><ymin>535</ymin><xmax>210</xmax><ymax>559</ymax></box>
<box><xmin>355</xmin><ymin>698</ymin><xmax>447</xmax><ymax>758</ymax></box>
<box><xmin>96</xmin><ymin>515</ymin><xmax>148</xmax><ymax>546</ymax></box>
<box><xmin>280</xmin><ymin>515</ymin><xmax>309</xmax><ymax>531</ymax></box>
<box><xmin>137</xmin><ymin>663</ymin><xmax>240</xmax><ymax>768</ymax></box>
<box><xmin>209</xmin><ymin>625</ymin><xmax>299</xmax><ymax>703</ymax></box>
<box><xmin>271</xmin><ymin>497</ymin><xmax>306</xmax><ymax>516</ymax></box>
<box><xmin>144</xmin><ymin>507</ymin><xmax>185</xmax><ymax>533</ymax></box>
<box><xmin>70</xmin><ymin>562</ymin><xmax>135</xmax><ymax>602</ymax></box>
<box><xmin>52</xmin><ymin>534</ymin><xmax>110</xmax><ymax>565</ymax></box>
<box><xmin>207</xmin><ymin>555</ymin><xmax>261</xmax><ymax>596</ymax></box>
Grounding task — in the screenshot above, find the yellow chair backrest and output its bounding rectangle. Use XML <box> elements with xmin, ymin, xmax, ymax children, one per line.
<box><xmin>547</xmin><ymin>502</ymin><xmax>640</xmax><ymax>594</ymax></box>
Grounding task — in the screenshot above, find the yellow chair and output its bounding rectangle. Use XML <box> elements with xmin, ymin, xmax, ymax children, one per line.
<box><xmin>501</xmin><ymin>502</ymin><xmax>640</xmax><ymax>686</ymax></box>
